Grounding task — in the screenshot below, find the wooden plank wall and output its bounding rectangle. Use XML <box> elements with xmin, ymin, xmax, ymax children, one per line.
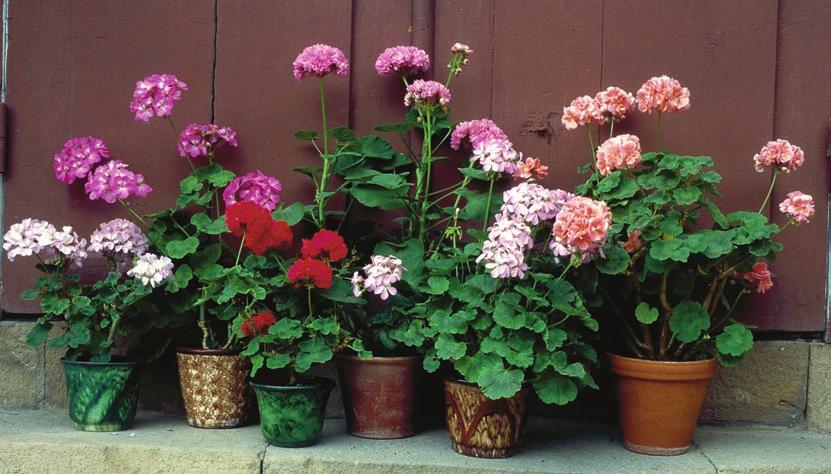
<box><xmin>2</xmin><ymin>0</ymin><xmax>828</xmax><ymax>334</ymax></box>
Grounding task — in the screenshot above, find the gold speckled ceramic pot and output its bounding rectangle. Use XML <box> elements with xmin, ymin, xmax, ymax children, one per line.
<box><xmin>176</xmin><ymin>347</ymin><xmax>251</xmax><ymax>429</ymax></box>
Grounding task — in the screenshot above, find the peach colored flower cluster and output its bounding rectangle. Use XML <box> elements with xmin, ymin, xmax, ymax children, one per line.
<box><xmin>753</xmin><ymin>139</ymin><xmax>805</xmax><ymax>173</ymax></box>
<box><xmin>561</xmin><ymin>95</ymin><xmax>604</xmax><ymax>130</ymax></box>
<box><xmin>621</xmin><ymin>230</ymin><xmax>642</xmax><ymax>254</ymax></box>
<box><xmin>515</xmin><ymin>157</ymin><xmax>549</xmax><ymax>181</ymax></box>
<box><xmin>779</xmin><ymin>191</ymin><xmax>815</xmax><ymax>224</ymax></box>
<box><xmin>741</xmin><ymin>261</ymin><xmax>773</xmax><ymax>294</ymax></box>
<box><xmin>596</xmin><ymin>86</ymin><xmax>635</xmax><ymax>120</ymax></box>
<box><xmin>595</xmin><ymin>134</ymin><xmax>642</xmax><ymax>176</ymax></box>
<box><xmin>550</xmin><ymin>196</ymin><xmax>612</xmax><ymax>259</ymax></box>
<box><xmin>635</xmin><ymin>75</ymin><xmax>690</xmax><ymax>114</ymax></box>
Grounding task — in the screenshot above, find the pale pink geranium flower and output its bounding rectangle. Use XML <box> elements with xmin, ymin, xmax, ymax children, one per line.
<box><xmin>130</xmin><ymin>74</ymin><xmax>188</xmax><ymax>122</ymax></box>
<box><xmin>88</xmin><ymin>218</ymin><xmax>148</xmax><ymax>263</ymax></box>
<box><xmin>550</xmin><ymin>196</ymin><xmax>612</xmax><ymax>260</ymax></box>
<box><xmin>352</xmin><ymin>255</ymin><xmax>406</xmax><ymax>300</ymax></box>
<box><xmin>562</xmin><ymin>95</ymin><xmax>604</xmax><ymax>130</ymax></box>
<box><xmin>3</xmin><ymin>219</ymin><xmax>58</xmax><ymax>261</ymax></box>
<box><xmin>450</xmin><ymin>119</ymin><xmax>508</xmax><ymax>150</ymax></box>
<box><xmin>84</xmin><ymin>160</ymin><xmax>152</xmax><ymax>204</ymax></box>
<box><xmin>293</xmin><ymin>44</ymin><xmax>349</xmax><ymax>80</ymax></box>
<box><xmin>128</xmin><ymin>253</ymin><xmax>174</xmax><ymax>288</ymax></box>
<box><xmin>595</xmin><ymin>86</ymin><xmax>635</xmax><ymax>120</ymax></box>
<box><xmin>404</xmin><ymin>79</ymin><xmax>451</xmax><ymax>110</ymax></box>
<box><xmin>595</xmin><ymin>134</ymin><xmax>642</xmax><ymax>176</ymax></box>
<box><xmin>515</xmin><ymin>157</ymin><xmax>549</xmax><ymax>181</ymax></box>
<box><xmin>636</xmin><ymin>75</ymin><xmax>690</xmax><ymax>114</ymax></box>
<box><xmin>177</xmin><ymin>123</ymin><xmax>238</xmax><ymax>158</ymax></box>
<box><xmin>449</xmin><ymin>43</ymin><xmax>473</xmax><ymax>74</ymax></box>
<box><xmin>53</xmin><ymin>136</ymin><xmax>110</xmax><ymax>184</ymax></box>
<box><xmin>375</xmin><ymin>46</ymin><xmax>430</xmax><ymax>76</ymax></box>
<box><xmin>741</xmin><ymin>261</ymin><xmax>773</xmax><ymax>294</ymax></box>
<box><xmin>753</xmin><ymin>139</ymin><xmax>805</xmax><ymax>173</ymax></box>
<box><xmin>499</xmin><ymin>183</ymin><xmax>572</xmax><ymax>226</ymax></box>
<box><xmin>779</xmin><ymin>191</ymin><xmax>814</xmax><ymax>224</ymax></box>
<box><xmin>476</xmin><ymin>215</ymin><xmax>533</xmax><ymax>279</ymax></box>
<box><xmin>470</xmin><ymin>138</ymin><xmax>521</xmax><ymax>176</ymax></box>
<box><xmin>223</xmin><ymin>171</ymin><xmax>283</xmax><ymax>211</ymax></box>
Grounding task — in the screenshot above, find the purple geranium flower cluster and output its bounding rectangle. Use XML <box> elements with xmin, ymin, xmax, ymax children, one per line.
<box><xmin>130</xmin><ymin>74</ymin><xmax>188</xmax><ymax>122</ymax></box>
<box><xmin>404</xmin><ymin>80</ymin><xmax>452</xmax><ymax>110</ymax></box>
<box><xmin>84</xmin><ymin>160</ymin><xmax>152</xmax><ymax>204</ymax></box>
<box><xmin>177</xmin><ymin>123</ymin><xmax>239</xmax><ymax>159</ymax></box>
<box><xmin>87</xmin><ymin>218</ymin><xmax>148</xmax><ymax>260</ymax></box>
<box><xmin>293</xmin><ymin>44</ymin><xmax>349</xmax><ymax>80</ymax></box>
<box><xmin>53</xmin><ymin>136</ymin><xmax>110</xmax><ymax>184</ymax></box>
<box><xmin>375</xmin><ymin>46</ymin><xmax>430</xmax><ymax>76</ymax></box>
<box><xmin>450</xmin><ymin>119</ymin><xmax>508</xmax><ymax>150</ymax></box>
<box><xmin>222</xmin><ymin>170</ymin><xmax>283</xmax><ymax>211</ymax></box>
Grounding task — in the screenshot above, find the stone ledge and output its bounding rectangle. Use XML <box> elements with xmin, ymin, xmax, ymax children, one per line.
<box><xmin>2</xmin><ymin>409</ymin><xmax>831</xmax><ymax>474</ymax></box>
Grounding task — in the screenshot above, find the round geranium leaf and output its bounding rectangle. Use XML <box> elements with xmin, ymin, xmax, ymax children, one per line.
<box><xmin>635</xmin><ymin>302</ymin><xmax>659</xmax><ymax>324</ymax></box>
<box><xmin>716</xmin><ymin>323</ymin><xmax>754</xmax><ymax>357</ymax></box>
<box><xmin>668</xmin><ymin>300</ymin><xmax>710</xmax><ymax>343</ymax></box>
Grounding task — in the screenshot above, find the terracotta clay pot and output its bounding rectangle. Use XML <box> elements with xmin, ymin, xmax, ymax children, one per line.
<box><xmin>443</xmin><ymin>378</ymin><xmax>529</xmax><ymax>458</ymax></box>
<box><xmin>609</xmin><ymin>353</ymin><xmax>717</xmax><ymax>456</ymax></box>
<box><xmin>176</xmin><ymin>347</ymin><xmax>251</xmax><ymax>428</ymax></box>
<box><xmin>336</xmin><ymin>354</ymin><xmax>419</xmax><ymax>439</ymax></box>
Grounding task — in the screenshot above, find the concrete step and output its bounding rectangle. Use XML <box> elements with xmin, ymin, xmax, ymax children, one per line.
<box><xmin>1</xmin><ymin>409</ymin><xmax>829</xmax><ymax>474</ymax></box>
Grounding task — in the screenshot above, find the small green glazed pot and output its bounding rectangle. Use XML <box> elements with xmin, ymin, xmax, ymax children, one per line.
<box><xmin>252</xmin><ymin>377</ymin><xmax>335</xmax><ymax>447</ymax></box>
<box><xmin>62</xmin><ymin>358</ymin><xmax>141</xmax><ymax>432</ymax></box>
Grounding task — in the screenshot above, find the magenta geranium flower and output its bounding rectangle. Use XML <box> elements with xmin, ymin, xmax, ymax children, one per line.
<box><xmin>53</xmin><ymin>136</ymin><xmax>110</xmax><ymax>184</ymax></box>
<box><xmin>129</xmin><ymin>74</ymin><xmax>188</xmax><ymax>122</ymax></box>
<box><xmin>292</xmin><ymin>44</ymin><xmax>349</xmax><ymax>80</ymax></box>
<box><xmin>375</xmin><ymin>46</ymin><xmax>430</xmax><ymax>76</ymax></box>
<box><xmin>84</xmin><ymin>160</ymin><xmax>152</xmax><ymax>203</ymax></box>
<box><xmin>403</xmin><ymin>80</ymin><xmax>451</xmax><ymax>110</ymax></box>
<box><xmin>222</xmin><ymin>170</ymin><xmax>282</xmax><ymax>211</ymax></box>
<box><xmin>450</xmin><ymin>119</ymin><xmax>508</xmax><ymax>150</ymax></box>
<box><xmin>177</xmin><ymin>123</ymin><xmax>239</xmax><ymax>158</ymax></box>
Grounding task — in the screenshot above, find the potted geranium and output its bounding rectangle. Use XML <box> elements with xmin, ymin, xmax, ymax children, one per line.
<box><xmin>564</xmin><ymin>75</ymin><xmax>815</xmax><ymax>455</ymax></box>
<box><xmin>3</xmin><ymin>213</ymin><xmax>172</xmax><ymax>431</ymax></box>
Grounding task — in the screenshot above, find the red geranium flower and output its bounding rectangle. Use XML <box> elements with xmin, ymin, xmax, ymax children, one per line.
<box><xmin>225</xmin><ymin>201</ymin><xmax>293</xmax><ymax>255</ymax></box>
<box><xmin>241</xmin><ymin>310</ymin><xmax>277</xmax><ymax>337</ymax></box>
<box><xmin>246</xmin><ymin>220</ymin><xmax>293</xmax><ymax>255</ymax></box>
<box><xmin>301</xmin><ymin>229</ymin><xmax>348</xmax><ymax>262</ymax></box>
<box><xmin>287</xmin><ymin>257</ymin><xmax>333</xmax><ymax>289</ymax></box>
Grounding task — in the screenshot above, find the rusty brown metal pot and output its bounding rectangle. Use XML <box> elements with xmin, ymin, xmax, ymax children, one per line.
<box><xmin>609</xmin><ymin>353</ymin><xmax>718</xmax><ymax>455</ymax></box>
<box><xmin>176</xmin><ymin>347</ymin><xmax>251</xmax><ymax>429</ymax></box>
<box><xmin>443</xmin><ymin>378</ymin><xmax>529</xmax><ymax>458</ymax></box>
<box><xmin>335</xmin><ymin>354</ymin><xmax>419</xmax><ymax>439</ymax></box>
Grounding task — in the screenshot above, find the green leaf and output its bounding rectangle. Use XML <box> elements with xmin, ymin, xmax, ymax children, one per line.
<box><xmin>308</xmin><ymin>316</ymin><xmax>340</xmax><ymax>336</ymax></box>
<box><xmin>716</xmin><ymin>323</ymin><xmax>754</xmax><ymax>357</ymax></box>
<box><xmin>534</xmin><ymin>372</ymin><xmax>578</xmax><ymax>405</ymax></box>
<box><xmin>272</xmin><ymin>202</ymin><xmax>305</xmax><ymax>226</ymax></box>
<box><xmin>635</xmin><ymin>302</ymin><xmax>659</xmax><ymax>324</ymax></box>
<box><xmin>669</xmin><ymin>301</ymin><xmax>710</xmax><ymax>343</ymax></box>
<box><xmin>319</xmin><ymin>278</ymin><xmax>364</xmax><ymax>304</ymax></box>
<box><xmin>194</xmin><ymin>263</ymin><xmax>225</xmax><ymax>281</ymax></box>
<box><xmin>597</xmin><ymin>172</ymin><xmax>621</xmax><ymax>193</ymax></box>
<box><xmin>26</xmin><ymin>322</ymin><xmax>52</xmax><ymax>347</ymax></box>
<box><xmin>165</xmin><ymin>237</ymin><xmax>200</xmax><ymax>259</ymax></box>
<box><xmin>266</xmin><ymin>354</ymin><xmax>291</xmax><ymax>369</ymax></box>
<box><xmin>359</xmin><ymin>135</ymin><xmax>395</xmax><ymax>158</ymax></box>
<box><xmin>180</xmin><ymin>175</ymin><xmax>203</xmax><ymax>194</ymax></box>
<box><xmin>269</xmin><ymin>318</ymin><xmax>303</xmax><ymax>339</ymax></box>
<box><xmin>457</xmin><ymin>167</ymin><xmax>490</xmax><ymax>181</ymax></box>
<box><xmin>429</xmin><ymin>309</ymin><xmax>474</xmax><ymax>335</ymax></box>
<box><xmin>20</xmin><ymin>288</ymin><xmax>40</xmax><ymax>301</ymax></box>
<box><xmin>603</xmin><ymin>177</ymin><xmax>639</xmax><ymax>200</ymax></box>
<box><xmin>673</xmin><ymin>187</ymin><xmax>702</xmax><ymax>205</ymax></box>
<box><xmin>295</xmin><ymin>338</ymin><xmax>334</xmax><ymax>372</ymax></box>
<box><xmin>543</xmin><ymin>328</ymin><xmax>568</xmax><ymax>351</ymax></box>
<box><xmin>191</xmin><ymin>213</ymin><xmax>228</xmax><ymax>235</ymax></box>
<box><xmin>596</xmin><ymin>245</ymin><xmax>630</xmax><ymax>275</ymax></box>
<box><xmin>650</xmin><ymin>239</ymin><xmax>691</xmax><ymax>263</ymax></box>
<box><xmin>493</xmin><ymin>292</ymin><xmax>523</xmax><ymax>330</ymax></box>
<box><xmin>249</xmin><ymin>354</ymin><xmax>264</xmax><ymax>376</ymax></box>
<box><xmin>425</xmin><ymin>276</ymin><xmax>450</xmax><ymax>295</ymax></box>
<box><xmin>456</xmin><ymin>188</ymin><xmax>503</xmax><ymax>222</ymax></box>
<box><xmin>375</xmin><ymin>122</ymin><xmax>414</xmax><ymax>134</ymax></box>
<box><xmin>375</xmin><ymin>239</ymin><xmax>424</xmax><ymax>288</ymax></box>
<box><xmin>435</xmin><ymin>333</ymin><xmax>467</xmax><ymax>360</ymax></box>
<box><xmin>350</xmin><ymin>186</ymin><xmax>407</xmax><ymax>210</ymax></box>
<box><xmin>477</xmin><ymin>359</ymin><xmax>524</xmax><ymax>400</ymax></box>
<box><xmin>294</xmin><ymin>129</ymin><xmax>318</xmax><ymax>141</ymax></box>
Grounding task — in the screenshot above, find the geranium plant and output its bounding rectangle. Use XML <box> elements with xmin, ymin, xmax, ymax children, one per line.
<box><xmin>566</xmin><ymin>75</ymin><xmax>815</xmax><ymax>364</ymax></box>
<box><xmin>3</xmin><ymin>217</ymin><xmax>172</xmax><ymax>361</ymax></box>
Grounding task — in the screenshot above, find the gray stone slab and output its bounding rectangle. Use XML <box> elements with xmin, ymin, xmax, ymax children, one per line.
<box><xmin>0</xmin><ymin>321</ymin><xmax>43</xmax><ymax>408</ymax></box>
<box><xmin>807</xmin><ymin>342</ymin><xmax>831</xmax><ymax>431</ymax></box>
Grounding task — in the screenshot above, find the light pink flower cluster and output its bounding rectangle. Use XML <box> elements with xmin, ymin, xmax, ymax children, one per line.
<box><xmin>3</xmin><ymin>219</ymin><xmax>87</xmax><ymax>267</ymax></box>
<box><xmin>127</xmin><ymin>253</ymin><xmax>174</xmax><ymax>288</ymax></box>
<box><xmin>449</xmin><ymin>43</ymin><xmax>473</xmax><ymax>74</ymax></box>
<box><xmin>595</xmin><ymin>134</ymin><xmax>642</xmax><ymax>176</ymax></box>
<box><xmin>740</xmin><ymin>261</ymin><xmax>773</xmax><ymax>294</ymax></box>
<box><xmin>476</xmin><ymin>216</ymin><xmax>533</xmax><ymax>279</ymax></box>
<box><xmin>450</xmin><ymin>119</ymin><xmax>508</xmax><ymax>150</ymax></box>
<box><xmin>177</xmin><ymin>123</ymin><xmax>239</xmax><ymax>158</ymax></box>
<box><xmin>53</xmin><ymin>136</ymin><xmax>110</xmax><ymax>184</ymax></box>
<box><xmin>130</xmin><ymin>74</ymin><xmax>188</xmax><ymax>122</ymax></box>
<box><xmin>515</xmin><ymin>157</ymin><xmax>549</xmax><ymax>181</ymax></box>
<box><xmin>222</xmin><ymin>171</ymin><xmax>283</xmax><ymax>211</ymax></box>
<box><xmin>470</xmin><ymin>138</ymin><xmax>521</xmax><ymax>175</ymax></box>
<box><xmin>499</xmin><ymin>183</ymin><xmax>573</xmax><ymax>226</ymax></box>
<box><xmin>595</xmin><ymin>86</ymin><xmax>635</xmax><ymax>120</ymax></box>
<box><xmin>351</xmin><ymin>255</ymin><xmax>406</xmax><ymax>300</ymax></box>
<box><xmin>550</xmin><ymin>196</ymin><xmax>612</xmax><ymax>260</ymax></box>
<box><xmin>753</xmin><ymin>139</ymin><xmax>805</xmax><ymax>173</ymax></box>
<box><xmin>561</xmin><ymin>95</ymin><xmax>604</xmax><ymax>130</ymax></box>
<box><xmin>293</xmin><ymin>44</ymin><xmax>349</xmax><ymax>80</ymax></box>
<box><xmin>636</xmin><ymin>75</ymin><xmax>690</xmax><ymax>114</ymax></box>
<box><xmin>375</xmin><ymin>46</ymin><xmax>430</xmax><ymax>76</ymax></box>
<box><xmin>84</xmin><ymin>160</ymin><xmax>152</xmax><ymax>203</ymax></box>
<box><xmin>87</xmin><ymin>218</ymin><xmax>148</xmax><ymax>261</ymax></box>
<box><xmin>403</xmin><ymin>80</ymin><xmax>451</xmax><ymax>110</ymax></box>
<box><xmin>779</xmin><ymin>191</ymin><xmax>814</xmax><ymax>224</ymax></box>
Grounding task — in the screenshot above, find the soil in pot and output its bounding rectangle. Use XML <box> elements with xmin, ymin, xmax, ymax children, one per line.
<box><xmin>252</xmin><ymin>376</ymin><xmax>335</xmax><ymax>447</ymax></box>
<box><xmin>336</xmin><ymin>354</ymin><xmax>419</xmax><ymax>439</ymax></box>
<box><xmin>609</xmin><ymin>353</ymin><xmax>717</xmax><ymax>455</ymax></box>
<box><xmin>62</xmin><ymin>358</ymin><xmax>141</xmax><ymax>432</ymax></box>
<box><xmin>443</xmin><ymin>378</ymin><xmax>530</xmax><ymax>458</ymax></box>
<box><xmin>176</xmin><ymin>347</ymin><xmax>251</xmax><ymax>429</ymax></box>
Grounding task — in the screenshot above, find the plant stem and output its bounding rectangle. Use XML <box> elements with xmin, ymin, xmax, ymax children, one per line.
<box><xmin>106</xmin><ymin>315</ymin><xmax>121</xmax><ymax>345</ymax></box>
<box><xmin>417</xmin><ymin>109</ymin><xmax>433</xmax><ymax>241</ymax></box>
<box><xmin>235</xmin><ymin>232</ymin><xmax>246</xmax><ymax>266</ymax></box>
<box><xmin>307</xmin><ymin>288</ymin><xmax>313</xmax><ymax>319</ymax></box>
<box><xmin>658</xmin><ymin>272</ymin><xmax>672</xmax><ymax>359</ymax></box>
<box><xmin>609</xmin><ymin>119</ymin><xmax>615</xmax><ymax>139</ymax></box>
<box><xmin>586</xmin><ymin>126</ymin><xmax>596</xmax><ymax>161</ymax></box>
<box><xmin>118</xmin><ymin>199</ymin><xmax>149</xmax><ymax>227</ymax></box>
<box><xmin>198</xmin><ymin>299</ymin><xmax>209</xmax><ymax>349</ymax></box>
<box><xmin>656</xmin><ymin>112</ymin><xmax>663</xmax><ymax>151</ymax></box>
<box><xmin>482</xmin><ymin>175</ymin><xmax>496</xmax><ymax>232</ymax></box>
<box><xmin>758</xmin><ymin>169</ymin><xmax>779</xmax><ymax>215</ymax></box>
<box><xmin>316</xmin><ymin>77</ymin><xmax>331</xmax><ymax>228</ymax></box>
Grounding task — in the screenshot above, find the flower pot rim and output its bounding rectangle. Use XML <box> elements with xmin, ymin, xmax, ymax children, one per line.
<box><xmin>335</xmin><ymin>353</ymin><xmax>420</xmax><ymax>364</ymax></box>
<box><xmin>607</xmin><ymin>352</ymin><xmax>716</xmax><ymax>365</ymax></box>
<box><xmin>251</xmin><ymin>376</ymin><xmax>335</xmax><ymax>392</ymax></box>
<box><xmin>60</xmin><ymin>357</ymin><xmax>140</xmax><ymax>368</ymax></box>
<box><xmin>176</xmin><ymin>346</ymin><xmax>241</xmax><ymax>356</ymax></box>
<box><xmin>608</xmin><ymin>352</ymin><xmax>717</xmax><ymax>381</ymax></box>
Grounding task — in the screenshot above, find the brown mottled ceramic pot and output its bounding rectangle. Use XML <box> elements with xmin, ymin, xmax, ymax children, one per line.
<box><xmin>335</xmin><ymin>354</ymin><xmax>419</xmax><ymax>439</ymax></box>
<box><xmin>443</xmin><ymin>378</ymin><xmax>529</xmax><ymax>458</ymax></box>
<box><xmin>609</xmin><ymin>353</ymin><xmax>717</xmax><ymax>456</ymax></box>
<box><xmin>176</xmin><ymin>347</ymin><xmax>251</xmax><ymax>429</ymax></box>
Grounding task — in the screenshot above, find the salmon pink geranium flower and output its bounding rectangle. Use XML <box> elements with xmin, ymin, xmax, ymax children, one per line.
<box><xmin>562</xmin><ymin>95</ymin><xmax>604</xmax><ymax>130</ymax></box>
<box><xmin>741</xmin><ymin>262</ymin><xmax>774</xmax><ymax>294</ymax></box>
<box><xmin>636</xmin><ymin>75</ymin><xmax>690</xmax><ymax>114</ymax></box>
<box><xmin>550</xmin><ymin>196</ymin><xmax>612</xmax><ymax>260</ymax></box>
<box><xmin>595</xmin><ymin>86</ymin><xmax>635</xmax><ymax>120</ymax></box>
<box><xmin>779</xmin><ymin>191</ymin><xmax>814</xmax><ymax>224</ymax></box>
<box><xmin>753</xmin><ymin>139</ymin><xmax>805</xmax><ymax>173</ymax></box>
<box><xmin>595</xmin><ymin>134</ymin><xmax>642</xmax><ymax>176</ymax></box>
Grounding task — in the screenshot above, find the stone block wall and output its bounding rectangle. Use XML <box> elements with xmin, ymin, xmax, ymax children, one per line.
<box><xmin>3</xmin><ymin>319</ymin><xmax>830</xmax><ymax>430</ymax></box>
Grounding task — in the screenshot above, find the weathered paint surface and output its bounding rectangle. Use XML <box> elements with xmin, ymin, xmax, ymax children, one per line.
<box><xmin>1</xmin><ymin>0</ymin><xmax>828</xmax><ymax>333</ymax></box>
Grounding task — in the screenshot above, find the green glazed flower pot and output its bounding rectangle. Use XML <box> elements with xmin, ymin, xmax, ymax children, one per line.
<box><xmin>62</xmin><ymin>358</ymin><xmax>141</xmax><ymax>432</ymax></box>
<box><xmin>252</xmin><ymin>377</ymin><xmax>335</xmax><ymax>447</ymax></box>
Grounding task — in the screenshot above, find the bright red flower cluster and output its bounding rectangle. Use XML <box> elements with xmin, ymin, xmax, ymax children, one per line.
<box><xmin>225</xmin><ymin>201</ymin><xmax>292</xmax><ymax>255</ymax></box>
<box><xmin>287</xmin><ymin>257</ymin><xmax>334</xmax><ymax>289</ymax></box>
<box><xmin>301</xmin><ymin>229</ymin><xmax>348</xmax><ymax>262</ymax></box>
<box><xmin>241</xmin><ymin>310</ymin><xmax>277</xmax><ymax>337</ymax></box>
